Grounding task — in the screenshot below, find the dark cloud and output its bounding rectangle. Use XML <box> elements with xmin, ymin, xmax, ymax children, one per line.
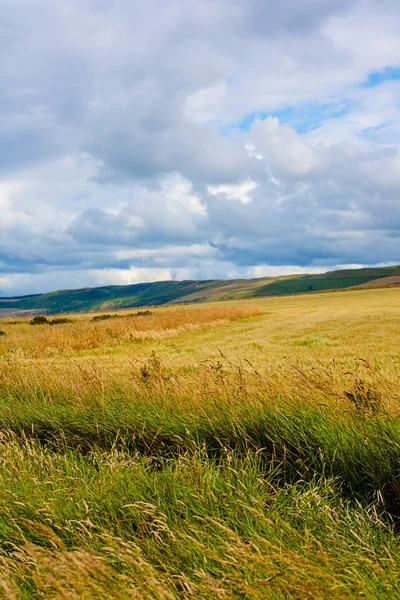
<box><xmin>238</xmin><ymin>0</ymin><xmax>356</xmax><ymax>36</ymax></box>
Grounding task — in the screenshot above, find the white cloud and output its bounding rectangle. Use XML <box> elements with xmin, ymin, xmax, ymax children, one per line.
<box><xmin>247</xmin><ymin>265</ymin><xmax>329</xmax><ymax>278</ymax></box>
<box><xmin>183</xmin><ymin>82</ymin><xmax>226</xmax><ymax>123</ymax></box>
<box><xmin>115</xmin><ymin>244</ymin><xmax>216</xmax><ymax>261</ymax></box>
<box><xmin>91</xmin><ymin>267</ymin><xmax>175</xmax><ymax>286</ymax></box>
<box><xmin>361</xmin><ymin>153</ymin><xmax>400</xmax><ymax>190</ymax></box>
<box><xmin>207</xmin><ymin>179</ymin><xmax>258</xmax><ymax>204</ymax></box>
<box><xmin>248</xmin><ymin>117</ymin><xmax>321</xmax><ymax>177</ymax></box>
<box><xmin>161</xmin><ymin>173</ymin><xmax>207</xmax><ymax>215</ymax></box>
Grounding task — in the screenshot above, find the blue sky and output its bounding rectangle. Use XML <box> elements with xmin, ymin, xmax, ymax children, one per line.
<box><xmin>363</xmin><ymin>66</ymin><xmax>400</xmax><ymax>87</ymax></box>
<box><xmin>220</xmin><ymin>101</ymin><xmax>354</xmax><ymax>136</ymax></box>
<box><xmin>1</xmin><ymin>0</ymin><xmax>400</xmax><ymax>296</ymax></box>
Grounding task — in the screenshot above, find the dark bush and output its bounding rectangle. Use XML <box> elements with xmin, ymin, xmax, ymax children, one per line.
<box><xmin>91</xmin><ymin>314</ymin><xmax>119</xmax><ymax>322</ymax></box>
<box><xmin>0</xmin><ymin>330</ymin><xmax>6</xmax><ymax>337</ymax></box>
<box><xmin>91</xmin><ymin>311</ymin><xmax>153</xmax><ymax>322</ymax></box>
<box><xmin>50</xmin><ymin>318</ymin><xmax>73</xmax><ymax>325</ymax></box>
<box><xmin>30</xmin><ymin>316</ymin><xmax>49</xmax><ymax>325</ymax></box>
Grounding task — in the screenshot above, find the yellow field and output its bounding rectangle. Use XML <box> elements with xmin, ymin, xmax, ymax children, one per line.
<box><xmin>1</xmin><ymin>287</ymin><xmax>399</xmax><ymax>414</ymax></box>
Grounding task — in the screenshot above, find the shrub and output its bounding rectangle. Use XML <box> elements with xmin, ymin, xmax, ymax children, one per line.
<box><xmin>91</xmin><ymin>314</ymin><xmax>119</xmax><ymax>322</ymax></box>
<box><xmin>0</xmin><ymin>330</ymin><xmax>5</xmax><ymax>337</ymax></box>
<box><xmin>30</xmin><ymin>316</ymin><xmax>49</xmax><ymax>325</ymax></box>
<box><xmin>50</xmin><ymin>318</ymin><xmax>73</xmax><ymax>325</ymax></box>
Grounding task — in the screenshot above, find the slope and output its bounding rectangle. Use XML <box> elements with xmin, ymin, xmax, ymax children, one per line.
<box><xmin>0</xmin><ymin>265</ymin><xmax>399</xmax><ymax>316</ymax></box>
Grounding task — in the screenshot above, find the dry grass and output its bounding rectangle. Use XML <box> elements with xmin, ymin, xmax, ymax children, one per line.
<box><xmin>1</xmin><ymin>287</ymin><xmax>399</xmax><ymax>414</ymax></box>
<box><xmin>0</xmin><ymin>305</ymin><xmax>261</xmax><ymax>358</ymax></box>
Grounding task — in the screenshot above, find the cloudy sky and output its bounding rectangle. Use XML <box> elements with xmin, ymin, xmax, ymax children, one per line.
<box><xmin>1</xmin><ymin>0</ymin><xmax>400</xmax><ymax>296</ymax></box>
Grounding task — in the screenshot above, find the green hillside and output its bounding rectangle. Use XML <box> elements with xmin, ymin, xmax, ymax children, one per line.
<box><xmin>1</xmin><ymin>265</ymin><xmax>399</xmax><ymax>316</ymax></box>
<box><xmin>252</xmin><ymin>266</ymin><xmax>400</xmax><ymax>297</ymax></box>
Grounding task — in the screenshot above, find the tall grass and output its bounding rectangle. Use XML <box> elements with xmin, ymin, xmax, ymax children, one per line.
<box><xmin>0</xmin><ymin>431</ymin><xmax>400</xmax><ymax>599</ymax></box>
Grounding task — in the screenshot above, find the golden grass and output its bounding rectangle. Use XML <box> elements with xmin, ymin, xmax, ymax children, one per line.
<box><xmin>1</xmin><ymin>287</ymin><xmax>399</xmax><ymax>415</ymax></box>
<box><xmin>0</xmin><ymin>305</ymin><xmax>261</xmax><ymax>358</ymax></box>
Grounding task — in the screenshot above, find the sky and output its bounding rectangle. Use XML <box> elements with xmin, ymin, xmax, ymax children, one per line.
<box><xmin>1</xmin><ymin>0</ymin><xmax>400</xmax><ymax>296</ymax></box>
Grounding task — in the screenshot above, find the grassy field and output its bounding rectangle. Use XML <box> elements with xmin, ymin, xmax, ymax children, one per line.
<box><xmin>0</xmin><ymin>288</ymin><xmax>400</xmax><ymax>598</ymax></box>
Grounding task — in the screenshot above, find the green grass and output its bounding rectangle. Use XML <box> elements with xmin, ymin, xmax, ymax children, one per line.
<box><xmin>252</xmin><ymin>267</ymin><xmax>400</xmax><ymax>297</ymax></box>
<box><xmin>0</xmin><ymin>395</ymin><xmax>399</xmax><ymax>511</ymax></box>
<box><xmin>1</xmin><ymin>398</ymin><xmax>400</xmax><ymax>598</ymax></box>
<box><xmin>0</xmin><ymin>280</ymin><xmax>223</xmax><ymax>315</ymax></box>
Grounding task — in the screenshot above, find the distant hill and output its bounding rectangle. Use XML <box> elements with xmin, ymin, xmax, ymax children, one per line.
<box><xmin>1</xmin><ymin>265</ymin><xmax>400</xmax><ymax>317</ymax></box>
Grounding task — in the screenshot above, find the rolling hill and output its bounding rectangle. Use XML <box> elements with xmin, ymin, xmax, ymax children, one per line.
<box><xmin>1</xmin><ymin>265</ymin><xmax>400</xmax><ymax>317</ymax></box>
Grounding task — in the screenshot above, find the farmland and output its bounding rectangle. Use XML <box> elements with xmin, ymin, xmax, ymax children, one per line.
<box><xmin>0</xmin><ymin>287</ymin><xmax>400</xmax><ymax>598</ymax></box>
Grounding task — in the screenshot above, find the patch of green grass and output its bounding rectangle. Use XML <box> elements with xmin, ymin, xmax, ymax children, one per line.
<box><xmin>248</xmin><ymin>342</ymin><xmax>264</xmax><ymax>351</ymax></box>
<box><xmin>1</xmin><ymin>396</ymin><xmax>400</xmax><ymax>515</ymax></box>
<box><xmin>0</xmin><ymin>420</ymin><xmax>400</xmax><ymax>598</ymax></box>
<box><xmin>1</xmin><ymin>383</ymin><xmax>400</xmax><ymax>596</ymax></box>
<box><xmin>292</xmin><ymin>338</ymin><xmax>319</xmax><ymax>347</ymax></box>
<box><xmin>253</xmin><ymin>266</ymin><xmax>400</xmax><ymax>297</ymax></box>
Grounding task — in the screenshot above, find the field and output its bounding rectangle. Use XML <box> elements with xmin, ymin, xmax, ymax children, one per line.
<box><xmin>0</xmin><ymin>288</ymin><xmax>400</xmax><ymax>598</ymax></box>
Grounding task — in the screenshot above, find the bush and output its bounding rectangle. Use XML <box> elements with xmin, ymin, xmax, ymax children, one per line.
<box><xmin>30</xmin><ymin>316</ymin><xmax>49</xmax><ymax>325</ymax></box>
<box><xmin>0</xmin><ymin>330</ymin><xmax>5</xmax><ymax>337</ymax></box>
<box><xmin>50</xmin><ymin>318</ymin><xmax>73</xmax><ymax>325</ymax></box>
<box><xmin>91</xmin><ymin>311</ymin><xmax>153</xmax><ymax>322</ymax></box>
<box><xmin>91</xmin><ymin>314</ymin><xmax>119</xmax><ymax>322</ymax></box>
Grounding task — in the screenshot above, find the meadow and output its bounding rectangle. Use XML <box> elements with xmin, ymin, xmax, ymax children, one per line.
<box><xmin>0</xmin><ymin>288</ymin><xmax>400</xmax><ymax>598</ymax></box>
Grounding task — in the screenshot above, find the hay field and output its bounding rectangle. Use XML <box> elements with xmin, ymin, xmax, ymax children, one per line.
<box><xmin>1</xmin><ymin>288</ymin><xmax>400</xmax><ymax>598</ymax></box>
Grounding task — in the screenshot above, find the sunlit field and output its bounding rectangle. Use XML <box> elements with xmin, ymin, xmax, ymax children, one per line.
<box><xmin>1</xmin><ymin>288</ymin><xmax>400</xmax><ymax>598</ymax></box>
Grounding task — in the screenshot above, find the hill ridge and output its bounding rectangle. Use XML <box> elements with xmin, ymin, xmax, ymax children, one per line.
<box><xmin>1</xmin><ymin>265</ymin><xmax>399</xmax><ymax>316</ymax></box>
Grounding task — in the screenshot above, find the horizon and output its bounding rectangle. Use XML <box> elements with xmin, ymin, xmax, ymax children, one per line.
<box><xmin>1</xmin><ymin>262</ymin><xmax>398</xmax><ymax>299</ymax></box>
<box><xmin>1</xmin><ymin>1</ymin><xmax>400</xmax><ymax>296</ymax></box>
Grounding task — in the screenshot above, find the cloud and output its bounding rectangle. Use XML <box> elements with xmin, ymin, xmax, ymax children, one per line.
<box><xmin>67</xmin><ymin>173</ymin><xmax>207</xmax><ymax>247</ymax></box>
<box><xmin>248</xmin><ymin>117</ymin><xmax>321</xmax><ymax>177</ymax></box>
<box><xmin>1</xmin><ymin>0</ymin><xmax>400</xmax><ymax>295</ymax></box>
<box><xmin>207</xmin><ymin>179</ymin><xmax>258</xmax><ymax>205</ymax></box>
